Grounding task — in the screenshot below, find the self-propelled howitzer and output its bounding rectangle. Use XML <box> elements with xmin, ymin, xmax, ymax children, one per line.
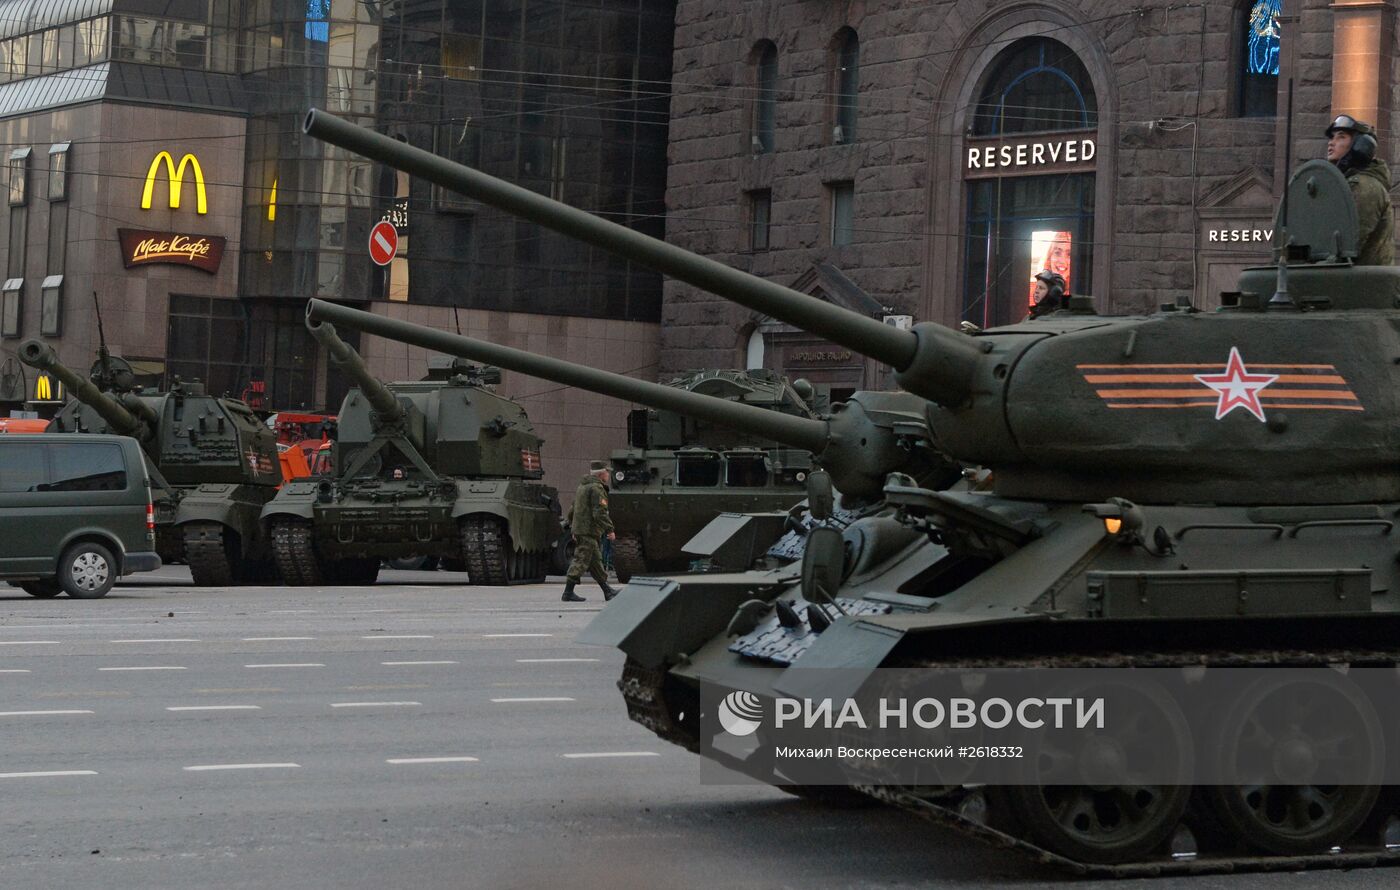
<box><xmin>305</xmin><ymin>109</ymin><xmax>1400</xmax><ymax>873</ymax></box>
<box><xmin>261</xmin><ymin>319</ymin><xmax>563</xmax><ymax>586</ymax></box>
<box><xmin>20</xmin><ymin>339</ymin><xmax>282</xmax><ymax>584</ymax></box>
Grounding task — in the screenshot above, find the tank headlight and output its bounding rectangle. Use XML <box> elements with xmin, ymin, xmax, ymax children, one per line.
<box><xmin>614</xmin><ymin>470</ymin><xmax>625</xmax><ymax>482</ymax></box>
<box><xmin>796</xmin><ymin>472</ymin><xmax>807</xmax><ymax>482</ymax></box>
<box><xmin>1103</xmin><ymin>517</ymin><xmax>1123</xmax><ymax>535</ymax></box>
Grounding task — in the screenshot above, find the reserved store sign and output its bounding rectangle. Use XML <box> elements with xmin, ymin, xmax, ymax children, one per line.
<box><xmin>964</xmin><ymin>131</ymin><xmax>1097</xmax><ymax>179</ymax></box>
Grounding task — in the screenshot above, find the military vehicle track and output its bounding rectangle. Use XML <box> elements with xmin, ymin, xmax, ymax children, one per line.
<box><xmin>611</xmin><ymin>533</ymin><xmax>645</xmax><ymax>583</ymax></box>
<box><xmin>461</xmin><ymin>514</ymin><xmax>545</xmax><ymax>585</ymax></box>
<box><xmin>183</xmin><ymin>522</ymin><xmax>237</xmax><ymax>586</ymax></box>
<box><xmin>271</xmin><ymin>519</ymin><xmax>324</xmax><ymax>587</ymax></box>
<box><xmin>619</xmin><ymin>649</ymin><xmax>1400</xmax><ymax>876</ymax></box>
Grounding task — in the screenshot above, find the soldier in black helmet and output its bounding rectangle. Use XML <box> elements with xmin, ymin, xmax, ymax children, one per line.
<box><xmin>1028</xmin><ymin>270</ymin><xmax>1068</xmax><ymax>319</ymax></box>
<box><xmin>561</xmin><ymin>460</ymin><xmax>617</xmax><ymax>603</ymax></box>
<box><xmin>1325</xmin><ymin>114</ymin><xmax>1395</xmax><ymax>266</ymax></box>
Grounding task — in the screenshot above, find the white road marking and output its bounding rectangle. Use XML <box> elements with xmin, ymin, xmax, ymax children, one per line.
<box><xmin>490</xmin><ymin>697</ymin><xmax>575</xmax><ymax>703</ymax></box>
<box><xmin>386</xmin><ymin>757</ymin><xmax>479</xmax><ymax>765</ymax></box>
<box><xmin>361</xmin><ymin>635</ymin><xmax>434</xmax><ymax>639</ymax></box>
<box><xmin>0</xmin><ymin>770</ymin><xmax>97</xmax><ymax>779</ymax></box>
<box><xmin>516</xmin><ymin>658</ymin><xmax>600</xmax><ymax>663</ymax></box>
<box><xmin>381</xmin><ymin>661</ymin><xmax>457</xmax><ymax>666</ymax></box>
<box><xmin>268</xmin><ymin>610</ymin><xmax>317</xmax><ymax>614</ymax></box>
<box><xmin>343</xmin><ymin>609</ymin><xmax>395</xmax><ymax>614</ymax></box>
<box><xmin>0</xmin><ymin>641</ymin><xmax>59</xmax><ymax>646</ymax></box>
<box><xmin>111</xmin><ymin>639</ymin><xmax>200</xmax><ymax>644</ymax></box>
<box><xmin>244</xmin><ymin>663</ymin><xmax>324</xmax><ymax>669</ymax></box>
<box><xmin>561</xmin><ymin>752</ymin><xmax>660</xmax><ymax>759</ymax></box>
<box><xmin>0</xmin><ymin>710</ymin><xmax>93</xmax><ymax>717</ymax></box>
<box><xmin>0</xmin><ymin>669</ymin><xmax>31</xmax><ymax>674</ymax></box>
<box><xmin>98</xmin><ymin>666</ymin><xmax>187</xmax><ymax>672</ymax></box>
<box><xmin>183</xmin><ymin>763</ymin><xmax>300</xmax><ymax>772</ymax></box>
<box><xmin>482</xmin><ymin>633</ymin><xmax>552</xmax><ymax>638</ymax></box>
<box><xmin>330</xmin><ymin>701</ymin><xmax>421</xmax><ymax>708</ymax></box>
<box><xmin>166</xmin><ymin>705</ymin><xmax>262</xmax><ymax>712</ymax></box>
<box><xmin>242</xmin><ymin>637</ymin><xmax>316</xmax><ymax>642</ymax></box>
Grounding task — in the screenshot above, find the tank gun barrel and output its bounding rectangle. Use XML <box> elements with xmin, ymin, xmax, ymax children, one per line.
<box><xmin>306</xmin><ymin>320</ymin><xmax>404</xmax><ymax>421</ymax></box>
<box><xmin>18</xmin><ymin>339</ymin><xmax>149</xmax><ymax>437</ymax></box>
<box><xmin>306</xmin><ymin>300</ymin><xmax>830</xmax><ymax>455</ymax></box>
<box><xmin>303</xmin><ymin>109</ymin><xmax>984</xmax><ymax>407</ymax></box>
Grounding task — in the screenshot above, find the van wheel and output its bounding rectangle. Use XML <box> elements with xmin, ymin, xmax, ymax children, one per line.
<box><xmin>20</xmin><ymin>580</ymin><xmax>61</xmax><ymax>598</ymax></box>
<box><xmin>59</xmin><ymin>543</ymin><xmax>116</xmax><ymax>599</ymax></box>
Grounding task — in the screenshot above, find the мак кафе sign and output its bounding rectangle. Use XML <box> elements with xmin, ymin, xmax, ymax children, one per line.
<box><xmin>118</xmin><ymin>228</ymin><xmax>226</xmax><ymax>274</ymax></box>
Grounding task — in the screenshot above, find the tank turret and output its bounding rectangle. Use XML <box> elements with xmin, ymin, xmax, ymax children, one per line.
<box><xmin>305</xmin><ymin>300</ymin><xmax>952</xmax><ymax>502</ymax></box>
<box><xmin>19</xmin><ymin>339</ymin><xmax>155</xmax><ymax>438</ymax></box>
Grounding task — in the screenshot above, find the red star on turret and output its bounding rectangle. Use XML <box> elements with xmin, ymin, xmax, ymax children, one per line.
<box><xmin>1194</xmin><ymin>347</ymin><xmax>1278</xmax><ymax>422</ymax></box>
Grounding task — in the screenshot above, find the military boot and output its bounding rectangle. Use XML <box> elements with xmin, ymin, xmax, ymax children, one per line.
<box><xmin>561</xmin><ymin>580</ymin><xmax>586</xmax><ymax>603</ymax></box>
<box><xmin>601</xmin><ymin>582</ymin><xmax>619</xmax><ymax>602</ymax></box>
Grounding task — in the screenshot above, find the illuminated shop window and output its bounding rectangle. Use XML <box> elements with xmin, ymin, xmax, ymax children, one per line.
<box><xmin>1240</xmin><ymin>0</ymin><xmax>1281</xmax><ymax>117</ymax></box>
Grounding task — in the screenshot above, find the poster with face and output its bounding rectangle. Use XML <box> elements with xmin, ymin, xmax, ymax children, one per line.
<box><xmin>1028</xmin><ymin>230</ymin><xmax>1073</xmax><ymax>307</ymax></box>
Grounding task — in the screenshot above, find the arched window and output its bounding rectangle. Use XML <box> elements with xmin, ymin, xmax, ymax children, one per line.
<box><xmin>1239</xmin><ymin>0</ymin><xmax>1281</xmax><ymax>117</ymax></box>
<box><xmin>962</xmin><ymin>37</ymin><xmax>1099</xmax><ymax>328</ymax></box>
<box><xmin>832</xmin><ymin>29</ymin><xmax>858</xmax><ymax>144</ymax></box>
<box><xmin>971</xmin><ymin>37</ymin><xmax>1097</xmax><ymax>135</ymax></box>
<box><xmin>745</xmin><ymin>329</ymin><xmax>765</xmax><ymax>370</ymax></box>
<box><xmin>752</xmin><ymin>41</ymin><xmax>777</xmax><ymax>153</ymax></box>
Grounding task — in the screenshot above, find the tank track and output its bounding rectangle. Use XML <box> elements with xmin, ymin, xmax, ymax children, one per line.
<box><xmin>619</xmin><ymin>646</ymin><xmax>1400</xmax><ymax>877</ymax></box>
<box><xmin>611</xmin><ymin>533</ymin><xmax>646</xmax><ymax>584</ymax></box>
<box><xmin>460</xmin><ymin>515</ymin><xmax>545</xmax><ymax>585</ymax></box>
<box><xmin>182</xmin><ymin>522</ymin><xmax>237</xmax><ymax>586</ymax></box>
<box><xmin>271</xmin><ymin>519</ymin><xmax>325</xmax><ymax>587</ymax></box>
<box><xmin>618</xmin><ymin>657</ymin><xmax>699</xmax><ymax>754</ymax></box>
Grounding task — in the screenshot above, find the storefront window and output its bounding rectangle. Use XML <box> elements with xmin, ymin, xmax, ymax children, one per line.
<box><xmin>963</xmin><ymin>37</ymin><xmax>1098</xmax><ymax>327</ymax></box>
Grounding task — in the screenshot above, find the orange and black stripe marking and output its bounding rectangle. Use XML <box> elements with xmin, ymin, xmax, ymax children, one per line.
<box><xmin>1076</xmin><ymin>363</ymin><xmax>1363</xmax><ymax>412</ymax></box>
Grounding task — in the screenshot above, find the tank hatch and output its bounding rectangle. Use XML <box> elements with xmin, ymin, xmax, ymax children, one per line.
<box><xmin>1273</xmin><ymin>160</ymin><xmax>1358</xmax><ymax>262</ymax></box>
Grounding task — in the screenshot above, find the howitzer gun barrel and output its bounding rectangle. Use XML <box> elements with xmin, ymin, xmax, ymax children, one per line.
<box><xmin>303</xmin><ymin>109</ymin><xmax>982</xmax><ymax>406</ymax></box>
<box><xmin>18</xmin><ymin>339</ymin><xmax>149</xmax><ymax>437</ymax></box>
<box><xmin>306</xmin><ymin>300</ymin><xmax>830</xmax><ymax>455</ymax></box>
<box><xmin>306</xmin><ymin>320</ymin><xmax>403</xmax><ymax>420</ymax></box>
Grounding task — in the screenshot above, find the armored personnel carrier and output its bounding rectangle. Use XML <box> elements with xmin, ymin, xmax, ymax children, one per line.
<box><xmin>606</xmin><ymin>369</ymin><xmax>822</xmax><ymax>581</ymax></box>
<box><xmin>19</xmin><ymin>341</ymin><xmax>281</xmax><ymax>585</ymax></box>
<box><xmin>305</xmin><ymin>108</ymin><xmax>1400</xmax><ymax>874</ymax></box>
<box><xmin>261</xmin><ymin>320</ymin><xmax>562</xmax><ymax>586</ymax></box>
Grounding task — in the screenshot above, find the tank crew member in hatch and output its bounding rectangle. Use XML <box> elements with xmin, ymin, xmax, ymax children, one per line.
<box><xmin>1325</xmin><ymin>114</ymin><xmax>1395</xmax><ymax>266</ymax></box>
<box><xmin>1028</xmin><ymin>270</ymin><xmax>1068</xmax><ymax>319</ymax></box>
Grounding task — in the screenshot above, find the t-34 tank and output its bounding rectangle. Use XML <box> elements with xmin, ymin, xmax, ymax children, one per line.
<box><xmin>607</xmin><ymin>369</ymin><xmax>823</xmax><ymax>581</ymax></box>
<box><xmin>19</xmin><ymin>340</ymin><xmax>281</xmax><ymax>585</ymax></box>
<box><xmin>304</xmin><ymin>108</ymin><xmax>1400</xmax><ymax>874</ymax></box>
<box><xmin>260</xmin><ymin>319</ymin><xmax>562</xmax><ymax>586</ymax></box>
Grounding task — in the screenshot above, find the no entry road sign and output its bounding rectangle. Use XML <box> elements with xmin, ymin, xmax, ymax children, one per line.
<box><xmin>369</xmin><ymin>220</ymin><xmax>399</xmax><ymax>266</ymax></box>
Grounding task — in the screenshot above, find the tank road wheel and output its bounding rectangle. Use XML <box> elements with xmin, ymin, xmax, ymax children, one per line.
<box><xmin>461</xmin><ymin>515</ymin><xmax>509</xmax><ymax>586</ymax></box>
<box><xmin>1201</xmin><ymin>673</ymin><xmax>1383</xmax><ymax>855</ymax></box>
<box><xmin>611</xmin><ymin>533</ymin><xmax>645</xmax><ymax>584</ymax></box>
<box><xmin>183</xmin><ymin>522</ymin><xmax>242</xmax><ymax>587</ymax></box>
<box><xmin>996</xmin><ymin>679</ymin><xmax>1192</xmax><ymax>864</ymax></box>
<box><xmin>271</xmin><ymin>519</ymin><xmax>327</xmax><ymax>587</ymax></box>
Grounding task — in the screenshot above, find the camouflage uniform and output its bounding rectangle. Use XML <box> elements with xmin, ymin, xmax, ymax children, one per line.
<box><xmin>566</xmin><ymin>473</ymin><xmax>613</xmax><ymax>589</ymax></box>
<box><xmin>1349</xmin><ymin>159</ymin><xmax>1395</xmax><ymax>266</ymax></box>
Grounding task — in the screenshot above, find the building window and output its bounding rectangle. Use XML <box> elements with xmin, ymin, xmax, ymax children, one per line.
<box><xmin>47</xmin><ymin>142</ymin><xmax>67</xmax><ymax>202</ymax></box>
<box><xmin>829</xmin><ymin>181</ymin><xmax>854</xmax><ymax>246</ymax></box>
<box><xmin>1</xmin><ymin>279</ymin><xmax>21</xmax><ymax>338</ymax></box>
<box><xmin>9</xmin><ymin>147</ymin><xmax>29</xmax><ymax>206</ymax></box>
<box><xmin>963</xmin><ymin>37</ymin><xmax>1098</xmax><ymax>328</ymax></box>
<box><xmin>1239</xmin><ymin>0</ymin><xmax>1281</xmax><ymax>117</ymax></box>
<box><xmin>832</xmin><ymin>29</ymin><xmax>859</xmax><ymax>144</ymax></box>
<box><xmin>40</xmin><ymin>275</ymin><xmax>61</xmax><ymax>336</ymax></box>
<box><xmin>747</xmin><ymin>189</ymin><xmax>771</xmax><ymax>251</ymax></box>
<box><xmin>752</xmin><ymin>41</ymin><xmax>777</xmax><ymax>154</ymax></box>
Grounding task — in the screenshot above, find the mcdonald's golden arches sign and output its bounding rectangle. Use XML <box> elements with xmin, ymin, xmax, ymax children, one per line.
<box><xmin>141</xmin><ymin>151</ymin><xmax>207</xmax><ymax>215</ymax></box>
<box><xmin>33</xmin><ymin>373</ymin><xmax>62</xmax><ymax>402</ymax></box>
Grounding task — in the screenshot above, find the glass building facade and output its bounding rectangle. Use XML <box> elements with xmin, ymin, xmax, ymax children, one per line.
<box><xmin>239</xmin><ymin>0</ymin><xmax>674</xmax><ymax>324</ymax></box>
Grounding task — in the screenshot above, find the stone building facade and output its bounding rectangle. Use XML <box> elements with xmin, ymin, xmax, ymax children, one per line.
<box><xmin>660</xmin><ymin>0</ymin><xmax>1398</xmax><ymax>396</ymax></box>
